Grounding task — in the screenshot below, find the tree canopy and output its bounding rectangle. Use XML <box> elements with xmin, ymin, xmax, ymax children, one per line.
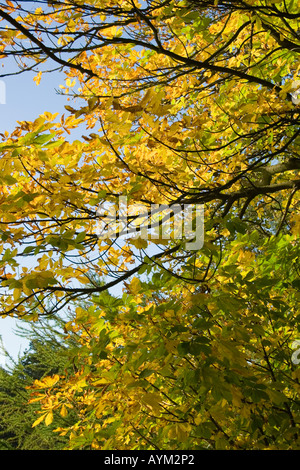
<box><xmin>0</xmin><ymin>0</ymin><xmax>299</xmax><ymax>450</ymax></box>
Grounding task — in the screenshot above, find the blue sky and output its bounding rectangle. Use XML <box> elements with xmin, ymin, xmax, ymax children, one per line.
<box><xmin>0</xmin><ymin>62</ymin><xmax>72</xmax><ymax>365</ymax></box>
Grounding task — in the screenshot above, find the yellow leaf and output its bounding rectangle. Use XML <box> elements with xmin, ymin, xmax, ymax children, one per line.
<box><xmin>130</xmin><ymin>237</ymin><xmax>148</xmax><ymax>250</ymax></box>
<box><xmin>194</xmin><ymin>415</ymin><xmax>202</xmax><ymax>426</ymax></box>
<box><xmin>168</xmin><ymin>423</ymin><xmax>191</xmax><ymax>442</ymax></box>
<box><xmin>45</xmin><ymin>411</ymin><xmax>53</xmax><ymax>426</ymax></box>
<box><xmin>34</xmin><ymin>374</ymin><xmax>60</xmax><ymax>389</ymax></box>
<box><xmin>95</xmin><ymin>402</ymin><xmax>107</xmax><ymax>418</ymax></box>
<box><xmin>13</xmin><ymin>288</ymin><xmax>22</xmax><ymax>301</ymax></box>
<box><xmin>32</xmin><ymin>413</ymin><xmax>47</xmax><ymax>428</ymax></box>
<box><xmin>66</xmin><ymin>78</ymin><xmax>76</xmax><ymax>88</ymax></box>
<box><xmin>60</xmin><ymin>405</ymin><xmax>68</xmax><ymax>417</ymax></box>
<box><xmin>221</xmin><ymin>228</ymin><xmax>231</xmax><ymax>237</ymax></box>
<box><xmin>129</xmin><ymin>276</ymin><xmax>141</xmax><ymax>295</ymax></box>
<box><xmin>237</xmin><ymin>250</ymin><xmax>255</xmax><ymax>266</ymax></box>
<box><xmin>40</xmin><ymin>111</ymin><xmax>59</xmax><ymax>121</ymax></box>
<box><xmin>291</xmin><ymin>214</ymin><xmax>300</xmax><ymax>236</ymax></box>
<box><xmin>33</xmin><ymin>71</ymin><xmax>42</xmax><ymax>86</ymax></box>
<box><xmin>141</xmin><ymin>392</ymin><xmax>161</xmax><ymax>414</ymax></box>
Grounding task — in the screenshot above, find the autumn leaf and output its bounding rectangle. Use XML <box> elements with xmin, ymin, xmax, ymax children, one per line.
<box><xmin>33</xmin><ymin>71</ymin><xmax>42</xmax><ymax>86</ymax></box>
<box><xmin>32</xmin><ymin>413</ymin><xmax>47</xmax><ymax>428</ymax></box>
<box><xmin>0</xmin><ymin>0</ymin><xmax>299</xmax><ymax>452</ymax></box>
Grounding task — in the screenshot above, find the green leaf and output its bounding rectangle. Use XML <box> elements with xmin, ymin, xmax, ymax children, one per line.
<box><xmin>33</xmin><ymin>133</ymin><xmax>56</xmax><ymax>146</ymax></box>
<box><xmin>75</xmin><ymin>231</ymin><xmax>86</xmax><ymax>243</ymax></box>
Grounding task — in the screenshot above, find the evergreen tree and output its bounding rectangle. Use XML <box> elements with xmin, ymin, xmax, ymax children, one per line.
<box><xmin>0</xmin><ymin>317</ymin><xmax>78</xmax><ymax>450</ymax></box>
